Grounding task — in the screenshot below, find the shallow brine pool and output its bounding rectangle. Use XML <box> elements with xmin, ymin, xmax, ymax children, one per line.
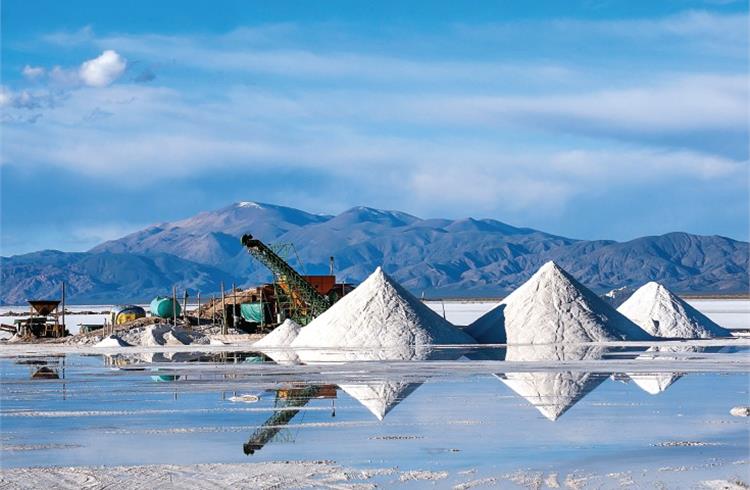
<box><xmin>1</xmin><ymin>342</ymin><xmax>748</xmax><ymax>489</ymax></box>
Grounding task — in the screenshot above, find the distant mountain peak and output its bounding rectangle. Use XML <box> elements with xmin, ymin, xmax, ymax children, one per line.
<box><xmin>3</xmin><ymin>201</ymin><xmax>747</xmax><ymax>304</ymax></box>
<box><xmin>236</xmin><ymin>201</ymin><xmax>264</xmax><ymax>209</ymax></box>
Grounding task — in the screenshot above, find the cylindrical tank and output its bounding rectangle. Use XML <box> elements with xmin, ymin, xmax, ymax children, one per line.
<box><xmin>110</xmin><ymin>305</ymin><xmax>146</xmax><ymax>325</ymax></box>
<box><xmin>150</xmin><ymin>297</ymin><xmax>181</xmax><ymax>319</ymax></box>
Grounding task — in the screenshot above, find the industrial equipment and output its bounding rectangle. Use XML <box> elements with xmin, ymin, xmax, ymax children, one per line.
<box><xmin>110</xmin><ymin>305</ymin><xmax>146</xmax><ymax>325</ymax></box>
<box><xmin>150</xmin><ymin>296</ymin><xmax>181</xmax><ymax>319</ymax></box>
<box><xmin>11</xmin><ymin>300</ymin><xmax>68</xmax><ymax>338</ymax></box>
<box><xmin>240</xmin><ymin>233</ymin><xmax>352</xmax><ymax>326</ymax></box>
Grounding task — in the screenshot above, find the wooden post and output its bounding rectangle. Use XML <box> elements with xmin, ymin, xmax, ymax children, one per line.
<box><xmin>183</xmin><ymin>290</ymin><xmax>189</xmax><ymax>329</ymax></box>
<box><xmin>172</xmin><ymin>286</ymin><xmax>177</xmax><ymax>328</ymax></box>
<box><xmin>259</xmin><ymin>287</ymin><xmax>264</xmax><ymax>330</ymax></box>
<box><xmin>232</xmin><ymin>283</ymin><xmax>237</xmax><ymax>331</ymax></box>
<box><xmin>61</xmin><ymin>282</ymin><xmax>66</xmax><ymax>337</ymax></box>
<box><xmin>220</xmin><ymin>282</ymin><xmax>226</xmax><ymax>335</ymax></box>
<box><xmin>211</xmin><ymin>295</ymin><xmax>216</xmax><ymax>328</ymax></box>
<box><xmin>197</xmin><ymin>291</ymin><xmax>201</xmax><ymax>327</ymax></box>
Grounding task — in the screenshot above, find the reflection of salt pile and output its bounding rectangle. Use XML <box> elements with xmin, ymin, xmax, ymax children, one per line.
<box><xmin>291</xmin><ymin>267</ymin><xmax>473</xmax><ymax>419</ymax></box>
<box><xmin>497</xmin><ymin>344</ymin><xmax>609</xmax><ymax>420</ymax></box>
<box><xmin>618</xmin><ymin>282</ymin><xmax>731</xmax><ymax>339</ymax></box>
<box><xmin>339</xmin><ymin>382</ymin><xmax>422</xmax><ymax>421</ymax></box>
<box><xmin>471</xmin><ymin>261</ymin><xmax>651</xmax><ymax>344</ymax></box>
<box><xmin>253</xmin><ymin>319</ymin><xmax>302</xmax><ymax>364</ymax></box>
<box><xmin>95</xmin><ymin>335</ymin><xmax>132</xmax><ymax>347</ymax></box>
<box><xmin>292</xmin><ymin>267</ymin><xmax>475</xmax><ymax>361</ymax></box>
<box><xmin>627</xmin><ymin>344</ymin><xmax>719</xmax><ymax>395</ymax></box>
<box><xmin>626</xmin><ymin>346</ymin><xmax>693</xmax><ymax>394</ymax></box>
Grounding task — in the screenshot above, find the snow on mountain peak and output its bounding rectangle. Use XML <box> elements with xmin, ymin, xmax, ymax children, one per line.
<box><xmin>237</xmin><ymin>201</ymin><xmax>263</xmax><ymax>209</ymax></box>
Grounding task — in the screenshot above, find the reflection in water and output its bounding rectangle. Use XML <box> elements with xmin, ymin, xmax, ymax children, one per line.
<box><xmin>338</xmin><ymin>380</ymin><xmax>422</xmax><ymax>421</ymax></box>
<box><xmin>244</xmin><ymin>384</ymin><xmax>336</xmax><ymax>455</ymax></box>
<box><xmin>96</xmin><ymin>342</ymin><xmax>720</xmax><ymax>432</ymax></box>
<box><xmin>627</xmin><ymin>346</ymin><xmax>719</xmax><ymax>395</ymax></box>
<box><xmin>627</xmin><ymin>346</ymin><xmax>689</xmax><ymax>394</ymax></box>
<box><xmin>496</xmin><ymin>344</ymin><xmax>611</xmax><ymax>421</ymax></box>
<box><xmin>298</xmin><ymin>346</ymin><xmax>465</xmax><ymax>421</ymax></box>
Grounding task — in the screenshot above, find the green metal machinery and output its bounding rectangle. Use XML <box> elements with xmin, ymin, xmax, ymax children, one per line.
<box><xmin>240</xmin><ymin>233</ymin><xmax>331</xmax><ymax>325</ymax></box>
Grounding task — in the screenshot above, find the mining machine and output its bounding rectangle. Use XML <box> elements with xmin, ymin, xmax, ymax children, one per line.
<box><xmin>240</xmin><ymin>233</ymin><xmax>351</xmax><ymax>326</ymax></box>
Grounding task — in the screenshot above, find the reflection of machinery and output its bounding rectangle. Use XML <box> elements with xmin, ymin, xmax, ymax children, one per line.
<box><xmin>241</xmin><ymin>234</ymin><xmax>353</xmax><ymax>326</ymax></box>
<box><xmin>31</xmin><ymin>366</ymin><xmax>59</xmax><ymax>379</ymax></box>
<box><xmin>243</xmin><ymin>384</ymin><xmax>337</xmax><ymax>455</ymax></box>
<box><xmin>11</xmin><ymin>300</ymin><xmax>68</xmax><ymax>338</ymax></box>
<box><xmin>17</xmin><ymin>356</ymin><xmax>65</xmax><ymax>380</ymax></box>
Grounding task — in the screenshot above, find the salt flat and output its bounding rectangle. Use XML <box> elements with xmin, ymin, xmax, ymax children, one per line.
<box><xmin>1</xmin><ymin>299</ymin><xmax>747</xmax><ymax>489</ymax></box>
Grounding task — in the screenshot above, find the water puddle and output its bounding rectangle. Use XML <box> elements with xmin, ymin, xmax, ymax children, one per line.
<box><xmin>1</xmin><ymin>344</ymin><xmax>748</xmax><ymax>488</ymax></box>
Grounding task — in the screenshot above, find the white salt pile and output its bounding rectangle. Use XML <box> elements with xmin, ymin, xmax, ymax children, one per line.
<box><xmin>253</xmin><ymin>319</ymin><xmax>302</xmax><ymax>365</ymax></box>
<box><xmin>95</xmin><ymin>335</ymin><xmax>131</xmax><ymax>347</ymax></box>
<box><xmin>497</xmin><ymin>344</ymin><xmax>608</xmax><ymax>420</ymax></box>
<box><xmin>289</xmin><ymin>267</ymin><xmax>471</xmax><ymax>419</ymax></box>
<box><xmin>477</xmin><ymin>261</ymin><xmax>652</xmax><ymax>344</ymax></box>
<box><xmin>117</xmin><ymin>324</ymin><xmax>206</xmax><ymax>347</ymax></box>
<box><xmin>254</xmin><ymin>319</ymin><xmax>301</xmax><ymax>348</ymax></box>
<box><xmin>291</xmin><ymin>267</ymin><xmax>475</xmax><ymax>362</ymax></box>
<box><xmin>617</xmin><ymin>282</ymin><xmax>731</xmax><ymax>339</ymax></box>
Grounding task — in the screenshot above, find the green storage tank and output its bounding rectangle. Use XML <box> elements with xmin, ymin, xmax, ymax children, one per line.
<box><xmin>150</xmin><ymin>296</ymin><xmax>181</xmax><ymax>319</ymax></box>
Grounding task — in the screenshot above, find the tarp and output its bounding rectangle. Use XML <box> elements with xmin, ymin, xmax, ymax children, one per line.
<box><xmin>240</xmin><ymin>302</ymin><xmax>265</xmax><ymax>323</ymax></box>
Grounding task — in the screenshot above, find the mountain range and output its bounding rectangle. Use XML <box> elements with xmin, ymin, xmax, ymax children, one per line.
<box><xmin>1</xmin><ymin>201</ymin><xmax>748</xmax><ymax>304</ymax></box>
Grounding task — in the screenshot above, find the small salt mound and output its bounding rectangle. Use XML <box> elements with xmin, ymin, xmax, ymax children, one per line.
<box><xmin>497</xmin><ymin>261</ymin><xmax>652</xmax><ymax>344</ymax></box>
<box><xmin>617</xmin><ymin>282</ymin><xmax>731</xmax><ymax>339</ymax></box>
<box><xmin>253</xmin><ymin>319</ymin><xmax>302</xmax><ymax>365</ymax></box>
<box><xmin>497</xmin><ymin>344</ymin><xmax>608</xmax><ymax>420</ymax></box>
<box><xmin>291</xmin><ymin>267</ymin><xmax>475</xmax><ymax>362</ymax></box>
<box><xmin>95</xmin><ymin>335</ymin><xmax>131</xmax><ymax>347</ymax></box>
<box><xmin>465</xmin><ymin>304</ymin><xmax>506</xmax><ymax>344</ymax></box>
<box><xmin>254</xmin><ymin>319</ymin><xmax>301</xmax><ymax>348</ymax></box>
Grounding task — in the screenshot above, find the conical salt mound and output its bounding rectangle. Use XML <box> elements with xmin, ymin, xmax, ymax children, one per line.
<box><xmin>497</xmin><ymin>344</ymin><xmax>608</xmax><ymax>421</ymax></box>
<box><xmin>617</xmin><ymin>282</ymin><xmax>731</xmax><ymax>339</ymax></box>
<box><xmin>499</xmin><ymin>261</ymin><xmax>652</xmax><ymax>344</ymax></box>
<box><xmin>339</xmin><ymin>381</ymin><xmax>422</xmax><ymax>421</ymax></box>
<box><xmin>95</xmin><ymin>335</ymin><xmax>131</xmax><ymax>347</ymax></box>
<box><xmin>465</xmin><ymin>304</ymin><xmax>506</xmax><ymax>344</ymax></box>
<box><xmin>291</xmin><ymin>267</ymin><xmax>475</xmax><ymax>362</ymax></box>
<box><xmin>254</xmin><ymin>319</ymin><xmax>301</xmax><ymax>348</ymax></box>
<box><xmin>253</xmin><ymin>319</ymin><xmax>302</xmax><ymax>365</ymax></box>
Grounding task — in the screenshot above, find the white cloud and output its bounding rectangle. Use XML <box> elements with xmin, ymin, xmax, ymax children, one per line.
<box><xmin>79</xmin><ymin>50</ymin><xmax>127</xmax><ymax>87</ymax></box>
<box><xmin>22</xmin><ymin>65</ymin><xmax>45</xmax><ymax>80</ymax></box>
<box><xmin>0</xmin><ymin>86</ymin><xmax>10</xmax><ymax>107</ymax></box>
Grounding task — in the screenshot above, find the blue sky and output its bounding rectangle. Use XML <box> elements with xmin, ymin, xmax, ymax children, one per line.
<box><xmin>1</xmin><ymin>0</ymin><xmax>748</xmax><ymax>255</ymax></box>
